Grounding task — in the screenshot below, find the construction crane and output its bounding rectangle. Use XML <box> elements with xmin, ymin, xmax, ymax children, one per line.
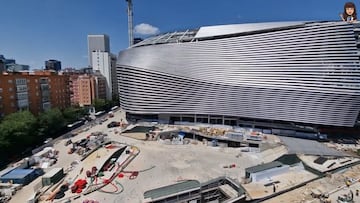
<box><xmin>126</xmin><ymin>0</ymin><xmax>134</xmax><ymax>47</ymax></box>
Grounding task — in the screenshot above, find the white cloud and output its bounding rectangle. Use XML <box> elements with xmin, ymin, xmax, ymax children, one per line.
<box><xmin>134</xmin><ymin>23</ymin><xmax>160</xmax><ymax>35</ymax></box>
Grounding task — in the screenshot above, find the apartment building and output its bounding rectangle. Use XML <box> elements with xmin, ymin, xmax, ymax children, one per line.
<box><xmin>68</xmin><ymin>73</ymin><xmax>106</xmax><ymax>107</ymax></box>
<box><xmin>0</xmin><ymin>71</ymin><xmax>70</xmax><ymax>117</ymax></box>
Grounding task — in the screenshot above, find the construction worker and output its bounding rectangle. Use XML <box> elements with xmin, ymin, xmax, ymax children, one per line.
<box><xmin>273</xmin><ymin>183</ymin><xmax>276</xmax><ymax>193</ymax></box>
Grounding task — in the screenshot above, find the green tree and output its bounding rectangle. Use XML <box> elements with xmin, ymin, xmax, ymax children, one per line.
<box><xmin>93</xmin><ymin>98</ymin><xmax>118</xmax><ymax>112</ymax></box>
<box><xmin>62</xmin><ymin>106</ymin><xmax>89</xmax><ymax>124</ymax></box>
<box><xmin>111</xmin><ymin>94</ymin><xmax>120</xmax><ymax>106</ymax></box>
<box><xmin>0</xmin><ymin>111</ymin><xmax>38</xmax><ymax>156</ymax></box>
<box><xmin>93</xmin><ymin>98</ymin><xmax>106</xmax><ymax>112</ymax></box>
<box><xmin>62</xmin><ymin>107</ymin><xmax>80</xmax><ymax>123</ymax></box>
<box><xmin>38</xmin><ymin>108</ymin><xmax>66</xmax><ymax>138</ymax></box>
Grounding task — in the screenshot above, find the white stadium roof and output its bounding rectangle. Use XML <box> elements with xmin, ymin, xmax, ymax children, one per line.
<box><xmin>194</xmin><ymin>21</ymin><xmax>308</xmax><ymax>39</ymax></box>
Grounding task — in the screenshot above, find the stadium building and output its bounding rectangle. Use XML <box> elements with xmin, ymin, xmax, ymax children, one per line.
<box><xmin>116</xmin><ymin>21</ymin><xmax>360</xmax><ymax>133</ymax></box>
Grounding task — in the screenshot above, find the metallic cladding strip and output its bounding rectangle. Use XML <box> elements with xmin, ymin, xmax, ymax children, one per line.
<box><xmin>116</xmin><ymin>22</ymin><xmax>360</xmax><ymax>127</ymax></box>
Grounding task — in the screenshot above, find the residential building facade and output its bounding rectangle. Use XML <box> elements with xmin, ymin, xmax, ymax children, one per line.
<box><xmin>0</xmin><ymin>71</ymin><xmax>70</xmax><ymax>117</ymax></box>
<box><xmin>68</xmin><ymin>72</ymin><xmax>106</xmax><ymax>107</ymax></box>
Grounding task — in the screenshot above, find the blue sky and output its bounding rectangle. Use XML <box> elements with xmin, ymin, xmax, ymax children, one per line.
<box><xmin>0</xmin><ymin>0</ymin><xmax>354</xmax><ymax>69</ymax></box>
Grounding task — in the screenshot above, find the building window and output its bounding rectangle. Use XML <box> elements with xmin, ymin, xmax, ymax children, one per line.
<box><xmin>8</xmin><ymin>79</ymin><xmax>12</xmax><ymax>83</ymax></box>
<box><xmin>42</xmin><ymin>102</ymin><xmax>51</xmax><ymax>110</ymax></box>
<box><xmin>9</xmin><ymin>87</ymin><xmax>13</xmax><ymax>91</ymax></box>
<box><xmin>15</xmin><ymin>78</ymin><xmax>26</xmax><ymax>85</ymax></box>
<box><xmin>17</xmin><ymin>99</ymin><xmax>29</xmax><ymax>108</ymax></box>
<box><xmin>17</xmin><ymin>92</ymin><xmax>28</xmax><ymax>100</ymax></box>
<box><xmin>16</xmin><ymin>85</ymin><xmax>27</xmax><ymax>92</ymax></box>
<box><xmin>39</xmin><ymin>78</ymin><xmax>49</xmax><ymax>84</ymax></box>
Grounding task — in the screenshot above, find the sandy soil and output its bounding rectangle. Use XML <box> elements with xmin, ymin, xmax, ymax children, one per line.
<box><xmin>264</xmin><ymin>165</ymin><xmax>360</xmax><ymax>203</ymax></box>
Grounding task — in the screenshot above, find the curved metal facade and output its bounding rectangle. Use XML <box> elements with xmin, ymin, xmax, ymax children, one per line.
<box><xmin>117</xmin><ymin>21</ymin><xmax>360</xmax><ymax>127</ymax></box>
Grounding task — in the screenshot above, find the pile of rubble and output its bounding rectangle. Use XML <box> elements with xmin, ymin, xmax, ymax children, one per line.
<box><xmin>67</xmin><ymin>132</ymin><xmax>108</xmax><ymax>155</ymax></box>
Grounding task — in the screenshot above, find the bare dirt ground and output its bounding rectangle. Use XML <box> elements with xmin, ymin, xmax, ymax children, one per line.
<box><xmin>264</xmin><ymin>165</ymin><xmax>360</xmax><ymax>203</ymax></box>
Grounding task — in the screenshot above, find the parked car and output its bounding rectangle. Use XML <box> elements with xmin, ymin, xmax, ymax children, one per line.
<box><xmin>107</xmin><ymin>121</ymin><xmax>120</xmax><ymax>128</ymax></box>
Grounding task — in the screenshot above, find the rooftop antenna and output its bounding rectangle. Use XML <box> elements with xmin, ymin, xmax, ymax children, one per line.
<box><xmin>126</xmin><ymin>0</ymin><xmax>134</xmax><ymax>47</ymax></box>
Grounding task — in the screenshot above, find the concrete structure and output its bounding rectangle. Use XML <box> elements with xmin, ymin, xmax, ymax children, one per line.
<box><xmin>245</xmin><ymin>161</ymin><xmax>290</xmax><ymax>182</ymax></box>
<box><xmin>144</xmin><ymin>180</ymin><xmax>201</xmax><ymax>202</ymax></box>
<box><xmin>92</xmin><ymin>51</ymin><xmax>112</xmax><ymax>100</ymax></box>
<box><xmin>88</xmin><ymin>34</ymin><xmax>110</xmax><ymax>66</ymax></box>
<box><xmin>42</xmin><ymin>168</ymin><xmax>64</xmax><ymax>186</ymax></box>
<box><xmin>0</xmin><ymin>71</ymin><xmax>70</xmax><ymax>117</ymax></box>
<box><xmin>144</xmin><ymin>177</ymin><xmax>246</xmax><ymax>203</ymax></box>
<box><xmin>117</xmin><ymin>21</ymin><xmax>360</xmax><ymax>128</ymax></box>
<box><xmin>45</xmin><ymin>59</ymin><xmax>61</xmax><ymax>71</ymax></box>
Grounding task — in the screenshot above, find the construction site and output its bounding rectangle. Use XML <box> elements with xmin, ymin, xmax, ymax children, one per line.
<box><xmin>0</xmin><ymin>109</ymin><xmax>359</xmax><ymax>203</ymax></box>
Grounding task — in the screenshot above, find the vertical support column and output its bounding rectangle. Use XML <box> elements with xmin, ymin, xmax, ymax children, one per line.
<box><xmin>208</xmin><ymin>115</ymin><xmax>210</xmax><ymax>124</ymax></box>
<box><xmin>194</xmin><ymin>114</ymin><xmax>197</xmax><ymax>123</ymax></box>
<box><xmin>222</xmin><ymin>115</ymin><xmax>225</xmax><ymax>125</ymax></box>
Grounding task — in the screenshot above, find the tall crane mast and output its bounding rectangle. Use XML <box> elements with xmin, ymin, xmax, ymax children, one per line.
<box><xmin>126</xmin><ymin>0</ymin><xmax>134</xmax><ymax>47</ymax></box>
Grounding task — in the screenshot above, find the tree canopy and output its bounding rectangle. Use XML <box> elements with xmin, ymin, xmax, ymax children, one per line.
<box><xmin>0</xmin><ymin>111</ymin><xmax>38</xmax><ymax>164</ymax></box>
<box><xmin>38</xmin><ymin>108</ymin><xmax>66</xmax><ymax>138</ymax></box>
<box><xmin>0</xmin><ymin>106</ymin><xmax>89</xmax><ymax>168</ymax></box>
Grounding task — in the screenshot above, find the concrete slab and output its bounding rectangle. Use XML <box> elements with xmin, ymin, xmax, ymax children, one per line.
<box><xmin>279</xmin><ymin>136</ymin><xmax>347</xmax><ymax>157</ymax></box>
<box><xmin>299</xmin><ymin>155</ymin><xmax>360</xmax><ymax>173</ymax></box>
<box><xmin>242</xmin><ymin>167</ymin><xmax>317</xmax><ymax>200</ymax></box>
